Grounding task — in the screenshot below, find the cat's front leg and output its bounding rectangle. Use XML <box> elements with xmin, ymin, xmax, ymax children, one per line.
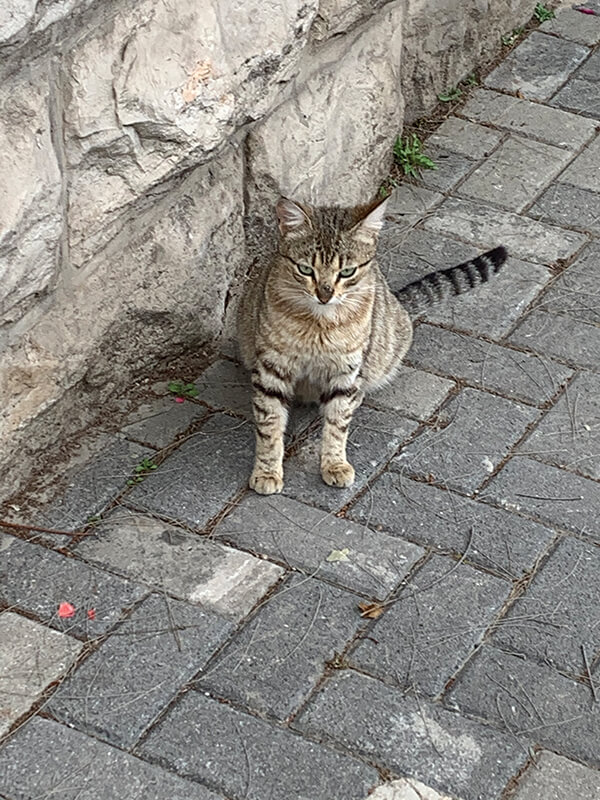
<box><xmin>249</xmin><ymin>360</ymin><xmax>292</xmax><ymax>495</ymax></box>
<box><xmin>320</xmin><ymin>384</ymin><xmax>364</xmax><ymax>488</ymax></box>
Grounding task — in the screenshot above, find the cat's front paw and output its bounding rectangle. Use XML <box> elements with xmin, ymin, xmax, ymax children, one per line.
<box><xmin>321</xmin><ymin>460</ymin><xmax>355</xmax><ymax>488</ymax></box>
<box><xmin>250</xmin><ymin>470</ymin><xmax>284</xmax><ymax>495</ymax></box>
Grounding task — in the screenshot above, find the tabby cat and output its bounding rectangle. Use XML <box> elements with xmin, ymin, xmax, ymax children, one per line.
<box><xmin>237</xmin><ymin>196</ymin><xmax>507</xmax><ymax>495</ymax></box>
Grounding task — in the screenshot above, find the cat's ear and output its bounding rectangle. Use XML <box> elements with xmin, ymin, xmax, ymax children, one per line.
<box><xmin>352</xmin><ymin>197</ymin><xmax>389</xmax><ymax>239</ymax></box>
<box><xmin>276</xmin><ymin>197</ymin><xmax>312</xmax><ymax>237</ymax></box>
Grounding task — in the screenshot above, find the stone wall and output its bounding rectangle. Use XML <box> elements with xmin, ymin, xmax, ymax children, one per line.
<box><xmin>0</xmin><ymin>0</ymin><xmax>533</xmax><ymax>501</ymax></box>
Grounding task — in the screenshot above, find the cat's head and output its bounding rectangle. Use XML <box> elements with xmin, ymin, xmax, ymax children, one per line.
<box><xmin>274</xmin><ymin>196</ymin><xmax>388</xmax><ymax>311</ymax></box>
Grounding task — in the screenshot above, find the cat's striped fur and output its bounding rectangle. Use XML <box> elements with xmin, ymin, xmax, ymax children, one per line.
<box><xmin>237</xmin><ymin>196</ymin><xmax>507</xmax><ymax>495</ymax></box>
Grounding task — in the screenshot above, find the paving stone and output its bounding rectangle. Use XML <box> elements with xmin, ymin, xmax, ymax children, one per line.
<box><xmin>407</xmin><ymin>324</ymin><xmax>572</xmax><ymax>406</ymax></box>
<box><xmin>366</xmin><ymin>364</ymin><xmax>455</xmax><ymax>421</ymax></box>
<box><xmin>415</xmin><ymin>146</ymin><xmax>475</xmax><ymax>192</ymax></box>
<box><xmin>0</xmin><ymin>716</ymin><xmax>223</xmax><ymax>800</ymax></box>
<box><xmin>552</xmin><ymin>78</ymin><xmax>600</xmax><ymax>120</ymax></box>
<box><xmin>484</xmin><ymin>32</ymin><xmax>589</xmax><ymax>101</ymax></box>
<box><xmin>423</xmin><ymin>197</ymin><xmax>588</xmax><ymax>264</ymax></box>
<box><xmin>385</xmin><ymin>183</ymin><xmax>443</xmax><ymax>221</ymax></box>
<box><xmin>446</xmin><ymin>645</ymin><xmax>600</xmax><ymax>765</ymax></box>
<box><xmin>482</xmin><ymin>456</ymin><xmax>600</xmax><ymax>539</ymax></box>
<box><xmin>346</xmin><ymin>472</ymin><xmax>554</xmax><ymax>579</ymax></box>
<box><xmin>0</xmin><ymin>533</ymin><xmax>147</xmax><ymax>639</ymax></box>
<box><xmin>461</xmin><ymin>88</ymin><xmax>597</xmax><ymax>150</ymax></box>
<box><xmin>127</xmin><ymin>413</ymin><xmax>254</xmax><ymax>528</ymax></box>
<box><xmin>492</xmin><ymin>536</ymin><xmax>600</xmax><ymax>674</ymax></box>
<box><xmin>509</xmin><ymin>309</ymin><xmax>600</xmax><ymax>371</ymax></box>
<box><xmin>74</xmin><ymin>507</ymin><xmax>283</xmax><ymax>620</ymax></box>
<box><xmin>47</xmin><ymin>593</ymin><xmax>233</xmax><ymax>748</ymax></box>
<box><xmin>517</xmin><ymin>372</ymin><xmax>600</xmax><ymax>480</ymax></box>
<box><xmin>394</xmin><ymin>388</ymin><xmax>540</xmax><ymax>494</ymax></box>
<box><xmin>541</xmin><ymin>6</ymin><xmax>600</xmax><ymax>46</ymax></box>
<box><xmin>457</xmin><ymin>136</ymin><xmax>573</xmax><ymax>212</ymax></box>
<box><xmin>528</xmin><ymin>182</ymin><xmax>600</xmax><ymax>236</ymax></box>
<box><xmin>348</xmin><ymin>555</ymin><xmax>510</xmax><ymax>696</ymax></box>
<box><xmin>282</xmin><ymin>406</ymin><xmax>418</xmax><ymax>513</ymax></box>
<box><xmin>510</xmin><ymin>750</ymin><xmax>600</xmax><ymax>800</ymax></box>
<box><xmin>379</xmin><ymin>227</ymin><xmax>550</xmax><ymax>338</ymax></box>
<box><xmin>213</xmin><ymin>494</ymin><xmax>424</xmax><ymax>599</ymax></box>
<box><xmin>558</xmin><ymin>136</ymin><xmax>600</xmax><ymax>192</ymax></box>
<box><xmin>294</xmin><ymin>669</ymin><xmax>527</xmax><ymax>800</ymax></box>
<box><xmin>0</xmin><ymin>613</ymin><xmax>82</xmax><ymax>737</ymax></box>
<box><xmin>138</xmin><ymin>691</ymin><xmax>379</xmax><ymax>800</ymax></box>
<box><xmin>121</xmin><ymin>396</ymin><xmax>208</xmax><ymax>449</ymax></box>
<box><xmin>369</xmin><ymin>778</ymin><xmax>457</xmax><ymax>800</ymax></box>
<box><xmin>578</xmin><ymin>46</ymin><xmax>600</xmax><ymax>81</ymax></box>
<box><xmin>425</xmin><ymin>117</ymin><xmax>503</xmax><ymax>161</ymax></box>
<box><xmin>538</xmin><ymin>242</ymin><xmax>600</xmax><ymax>326</ymax></box>
<box><xmin>198</xmin><ymin>574</ymin><xmax>366</xmax><ymax>720</ymax></box>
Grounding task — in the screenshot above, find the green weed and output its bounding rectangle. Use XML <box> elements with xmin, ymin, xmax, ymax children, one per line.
<box><xmin>127</xmin><ymin>457</ymin><xmax>158</xmax><ymax>486</ymax></box>
<box><xmin>501</xmin><ymin>26</ymin><xmax>525</xmax><ymax>46</ymax></box>
<box><xmin>167</xmin><ymin>380</ymin><xmax>199</xmax><ymax>400</ymax></box>
<box><xmin>393</xmin><ymin>133</ymin><xmax>437</xmax><ymax>178</ymax></box>
<box><xmin>534</xmin><ymin>3</ymin><xmax>555</xmax><ymax>22</ymax></box>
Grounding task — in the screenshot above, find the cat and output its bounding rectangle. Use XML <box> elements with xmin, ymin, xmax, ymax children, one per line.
<box><xmin>237</xmin><ymin>195</ymin><xmax>507</xmax><ymax>495</ymax></box>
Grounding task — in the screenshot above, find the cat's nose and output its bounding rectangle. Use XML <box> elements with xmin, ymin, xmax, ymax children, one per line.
<box><xmin>317</xmin><ymin>283</ymin><xmax>334</xmax><ymax>304</ymax></box>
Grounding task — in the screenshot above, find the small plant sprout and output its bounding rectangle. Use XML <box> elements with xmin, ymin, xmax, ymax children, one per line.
<box><xmin>393</xmin><ymin>133</ymin><xmax>437</xmax><ymax>178</ymax></box>
<box><xmin>127</xmin><ymin>457</ymin><xmax>158</xmax><ymax>485</ymax></box>
<box><xmin>167</xmin><ymin>380</ymin><xmax>199</xmax><ymax>401</ymax></box>
<box><xmin>438</xmin><ymin>86</ymin><xmax>463</xmax><ymax>103</ymax></box>
<box><xmin>501</xmin><ymin>26</ymin><xmax>525</xmax><ymax>46</ymax></box>
<box><xmin>534</xmin><ymin>3</ymin><xmax>555</xmax><ymax>22</ymax></box>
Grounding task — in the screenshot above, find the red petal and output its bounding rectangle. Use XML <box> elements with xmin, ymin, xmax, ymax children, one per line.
<box><xmin>58</xmin><ymin>602</ymin><xmax>76</xmax><ymax>618</ymax></box>
<box><xmin>174</xmin><ymin>397</ymin><xmax>185</xmax><ymax>403</ymax></box>
<box><xmin>87</xmin><ymin>608</ymin><xmax>96</xmax><ymax>620</ymax></box>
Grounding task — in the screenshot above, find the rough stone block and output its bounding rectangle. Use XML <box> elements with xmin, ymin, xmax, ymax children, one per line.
<box><xmin>552</xmin><ymin>78</ymin><xmax>600</xmax><ymax>119</ymax></box>
<box><xmin>198</xmin><ymin>574</ymin><xmax>366</xmax><ymax>720</ymax></box>
<box><xmin>517</xmin><ymin>372</ymin><xmax>600</xmax><ymax>480</ymax></box>
<box><xmin>447</xmin><ymin>645</ymin><xmax>600</xmax><ymax>765</ymax></box>
<box><xmin>281</xmin><ymin>407</ymin><xmax>418</xmax><ymax>512</ymax></box>
<box><xmin>0</xmin><ymin>717</ymin><xmax>223</xmax><ymax>800</ymax></box>
<box><xmin>484</xmin><ymin>32</ymin><xmax>589</xmax><ymax>100</ymax></box>
<box><xmin>0</xmin><ymin>533</ymin><xmax>147</xmax><ymax>639</ymax></box>
<box><xmin>461</xmin><ymin>88</ymin><xmax>597</xmax><ymax>149</ymax></box>
<box><xmin>578</xmin><ymin>46</ymin><xmax>600</xmax><ymax>80</ymax></box>
<box><xmin>415</xmin><ymin>147</ymin><xmax>474</xmax><ymax>192</ymax></box>
<box><xmin>369</xmin><ymin>778</ymin><xmax>457</xmax><ymax>800</ymax></box>
<box><xmin>385</xmin><ymin>184</ymin><xmax>443</xmax><ymax>221</ymax></box>
<box><xmin>348</xmin><ymin>555</ymin><xmax>510</xmax><ymax>696</ymax></box>
<box><xmin>394</xmin><ymin>388</ymin><xmax>540</xmax><ymax>494</ymax></box>
<box><xmin>423</xmin><ymin>197</ymin><xmax>588</xmax><ymax>264</ymax></box>
<box><xmin>510</xmin><ymin>750</ymin><xmax>600</xmax><ymax>800</ymax></box>
<box><xmin>138</xmin><ymin>691</ymin><xmax>379</xmax><ymax>800</ymax></box>
<box><xmin>425</xmin><ymin>117</ymin><xmax>502</xmax><ymax>160</ymax></box>
<box><xmin>47</xmin><ymin>593</ymin><xmax>233</xmax><ymax>748</ymax></box>
<box><xmin>537</xmin><ymin>242</ymin><xmax>600</xmax><ymax>325</ymax></box>
<box><xmin>127</xmin><ymin>413</ymin><xmax>254</xmax><ymax>528</ymax></box>
<box><xmin>0</xmin><ymin>613</ymin><xmax>82</xmax><ymax>737</ymax></box>
<box><xmin>366</xmin><ymin>365</ymin><xmax>454</xmax><ymax>421</ymax></box>
<box><xmin>528</xmin><ymin>182</ymin><xmax>600</xmax><ymax>236</ymax></box>
<box><xmin>509</xmin><ymin>309</ymin><xmax>600</xmax><ymax>371</ymax></box>
<box><xmin>457</xmin><ymin>136</ymin><xmax>572</xmax><ymax>212</ymax></box>
<box><xmin>213</xmin><ymin>493</ymin><xmax>424</xmax><ymax>599</ymax></box>
<box><xmin>407</xmin><ymin>324</ymin><xmax>573</xmax><ymax>406</ymax></box>
<box><xmin>121</xmin><ymin>396</ymin><xmax>207</xmax><ymax>450</ymax></box>
<box><xmin>295</xmin><ymin>669</ymin><xmax>527</xmax><ymax>800</ymax></box>
<box><xmin>557</xmin><ymin>136</ymin><xmax>600</xmax><ymax>192</ymax></box>
<box><xmin>492</xmin><ymin>536</ymin><xmax>600</xmax><ymax>674</ymax></box>
<box><xmin>541</xmin><ymin>6</ymin><xmax>600</xmax><ymax>46</ymax></box>
<box><xmin>346</xmin><ymin>471</ymin><xmax>554</xmax><ymax>579</ymax></box>
<box><xmin>75</xmin><ymin>507</ymin><xmax>283</xmax><ymax>620</ymax></box>
<box><xmin>482</xmin><ymin>456</ymin><xmax>600</xmax><ymax>539</ymax></box>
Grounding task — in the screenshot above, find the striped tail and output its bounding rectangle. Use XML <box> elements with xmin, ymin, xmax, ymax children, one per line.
<box><xmin>394</xmin><ymin>246</ymin><xmax>508</xmax><ymax>318</ymax></box>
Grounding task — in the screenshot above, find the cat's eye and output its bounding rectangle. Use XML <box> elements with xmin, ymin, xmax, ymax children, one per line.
<box><xmin>297</xmin><ymin>263</ymin><xmax>314</xmax><ymax>276</ymax></box>
<box><xmin>339</xmin><ymin>266</ymin><xmax>357</xmax><ymax>278</ymax></box>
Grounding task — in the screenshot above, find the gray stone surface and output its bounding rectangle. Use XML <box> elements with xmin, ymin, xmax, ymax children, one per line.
<box><xmin>425</xmin><ymin>117</ymin><xmax>503</xmax><ymax>160</ymax></box>
<box><xmin>385</xmin><ymin>184</ymin><xmax>443</xmax><ymax>222</ymax></box>
<box><xmin>369</xmin><ymin>778</ymin><xmax>458</xmax><ymax>800</ymax></box>
<box><xmin>0</xmin><ymin>612</ymin><xmax>83</xmax><ymax>737</ymax></box>
<box><xmin>0</xmin><ymin>717</ymin><xmax>224</xmax><ymax>800</ymax></box>
<box><xmin>198</xmin><ymin>574</ymin><xmax>366</xmax><ymax>720</ymax></box>
<box><xmin>558</xmin><ymin>136</ymin><xmax>600</xmax><ymax>192</ymax></box>
<box><xmin>510</xmin><ymin>751</ymin><xmax>600</xmax><ymax>800</ymax></box>
<box><xmin>282</xmin><ymin>407</ymin><xmax>418</xmax><ymax>512</ymax></box>
<box><xmin>423</xmin><ymin>197</ymin><xmax>589</xmax><ymax>265</ymax></box>
<box><xmin>415</xmin><ymin>147</ymin><xmax>475</xmax><ymax>192</ymax></box>
<box><xmin>127</xmin><ymin>413</ymin><xmax>254</xmax><ymax>528</ymax></box>
<box><xmin>346</xmin><ymin>472</ymin><xmax>554</xmax><ymax>579</ymax></box>
<box><xmin>366</xmin><ymin>364</ymin><xmax>455</xmax><ymax>421</ymax></box>
<box><xmin>407</xmin><ymin>324</ymin><xmax>572</xmax><ymax>406</ymax></box>
<box><xmin>537</xmin><ymin>242</ymin><xmax>600</xmax><ymax>326</ymax></box>
<box><xmin>348</xmin><ymin>555</ymin><xmax>510</xmax><ymax>696</ymax></box>
<box><xmin>447</xmin><ymin>645</ymin><xmax>600</xmax><ymax>765</ymax></box>
<box><xmin>0</xmin><ymin>533</ymin><xmax>147</xmax><ymax>639</ymax></box>
<box><xmin>578</xmin><ymin>46</ymin><xmax>600</xmax><ymax>80</ymax></box>
<box><xmin>138</xmin><ymin>690</ymin><xmax>379</xmax><ymax>800</ymax></box>
<box><xmin>492</xmin><ymin>536</ymin><xmax>600</xmax><ymax>674</ymax></box>
<box><xmin>75</xmin><ymin>507</ymin><xmax>283</xmax><ymax>620</ymax></box>
<box><xmin>121</xmin><ymin>396</ymin><xmax>208</xmax><ymax>450</ymax></box>
<box><xmin>47</xmin><ymin>593</ymin><xmax>233</xmax><ymax>748</ymax></box>
<box><xmin>461</xmin><ymin>88</ymin><xmax>598</xmax><ymax>149</ymax></box>
<box><xmin>552</xmin><ymin>78</ymin><xmax>600</xmax><ymax>119</ymax></box>
<box><xmin>482</xmin><ymin>456</ymin><xmax>600</xmax><ymax>539</ymax></box>
<box><xmin>541</xmin><ymin>7</ymin><xmax>600</xmax><ymax>46</ymax></box>
<box><xmin>213</xmin><ymin>494</ymin><xmax>424</xmax><ymax>599</ymax></box>
<box><xmin>457</xmin><ymin>135</ymin><xmax>572</xmax><ymax>212</ymax></box>
<box><xmin>295</xmin><ymin>669</ymin><xmax>527</xmax><ymax>800</ymax></box>
<box><xmin>394</xmin><ymin>388</ymin><xmax>540</xmax><ymax>494</ymax></box>
<box><xmin>484</xmin><ymin>32</ymin><xmax>589</xmax><ymax>100</ymax></box>
<box><xmin>517</xmin><ymin>372</ymin><xmax>600</xmax><ymax>480</ymax></box>
<box><xmin>509</xmin><ymin>309</ymin><xmax>600</xmax><ymax>371</ymax></box>
<box><xmin>528</xmin><ymin>182</ymin><xmax>600</xmax><ymax>235</ymax></box>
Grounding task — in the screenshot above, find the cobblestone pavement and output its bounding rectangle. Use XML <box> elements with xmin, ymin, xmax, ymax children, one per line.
<box><xmin>2</xmin><ymin>11</ymin><xmax>600</xmax><ymax>800</ymax></box>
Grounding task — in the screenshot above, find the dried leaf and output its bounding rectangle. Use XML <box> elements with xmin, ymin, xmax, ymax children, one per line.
<box><xmin>358</xmin><ymin>601</ymin><xmax>385</xmax><ymax>619</ymax></box>
<box><xmin>326</xmin><ymin>548</ymin><xmax>350</xmax><ymax>563</ymax></box>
